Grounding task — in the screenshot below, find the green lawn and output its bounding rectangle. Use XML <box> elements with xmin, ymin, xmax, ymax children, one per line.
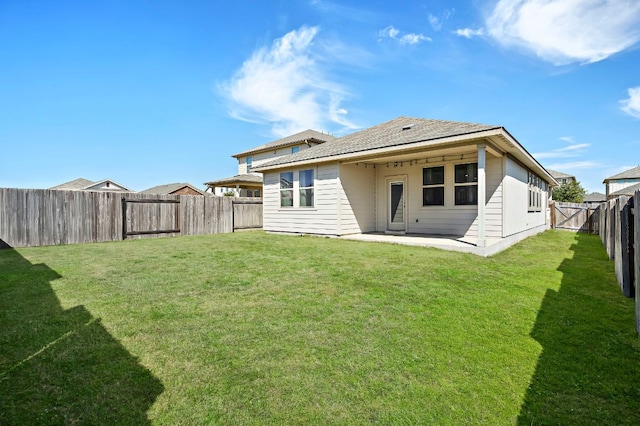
<box><xmin>1</xmin><ymin>230</ymin><xmax>639</xmax><ymax>425</ymax></box>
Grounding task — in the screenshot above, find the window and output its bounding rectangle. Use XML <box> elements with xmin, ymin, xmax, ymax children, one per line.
<box><xmin>299</xmin><ymin>169</ymin><xmax>314</xmax><ymax>207</ymax></box>
<box><xmin>291</xmin><ymin>146</ymin><xmax>300</xmax><ymax>154</ymax></box>
<box><xmin>247</xmin><ymin>190</ymin><xmax>253</xmax><ymax>197</ymax></box>
<box><xmin>246</xmin><ymin>156</ymin><xmax>253</xmax><ymax>172</ymax></box>
<box><xmin>422</xmin><ymin>166</ymin><xmax>445</xmax><ymax>206</ymax></box>
<box><xmin>454</xmin><ymin>163</ymin><xmax>478</xmax><ymax>205</ymax></box>
<box><xmin>280</xmin><ymin>172</ymin><xmax>293</xmax><ymax>207</ymax></box>
<box><xmin>254</xmin><ymin>189</ymin><xmax>260</xmax><ymax>197</ymax></box>
<box><xmin>528</xmin><ymin>171</ymin><xmax>543</xmax><ymax>212</ymax></box>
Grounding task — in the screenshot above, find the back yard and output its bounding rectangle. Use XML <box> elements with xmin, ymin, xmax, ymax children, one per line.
<box><xmin>1</xmin><ymin>231</ymin><xmax>639</xmax><ymax>424</ymax></box>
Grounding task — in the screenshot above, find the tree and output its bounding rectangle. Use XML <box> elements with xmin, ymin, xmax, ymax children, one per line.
<box><xmin>552</xmin><ymin>180</ymin><xmax>586</xmax><ymax>203</ymax></box>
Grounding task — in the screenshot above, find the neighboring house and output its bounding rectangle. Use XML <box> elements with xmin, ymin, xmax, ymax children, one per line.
<box><xmin>140</xmin><ymin>183</ymin><xmax>204</xmax><ymax>196</ymax></box>
<box><xmin>607</xmin><ymin>182</ymin><xmax>640</xmax><ymax>199</ymax></box>
<box><xmin>603</xmin><ymin>166</ymin><xmax>640</xmax><ymax>198</ymax></box>
<box><xmin>583</xmin><ymin>192</ymin><xmax>607</xmax><ymax>204</ymax></box>
<box><xmin>547</xmin><ymin>169</ymin><xmax>576</xmax><ymax>185</ymax></box>
<box><xmin>254</xmin><ymin>116</ymin><xmax>557</xmax><ymax>250</ymax></box>
<box><xmin>204</xmin><ymin>129</ymin><xmax>335</xmax><ymax>197</ymax></box>
<box><xmin>50</xmin><ymin>178</ymin><xmax>133</xmax><ymax>192</ymax></box>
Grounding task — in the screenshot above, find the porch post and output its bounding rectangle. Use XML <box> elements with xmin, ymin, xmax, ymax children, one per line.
<box><xmin>477</xmin><ymin>144</ymin><xmax>486</xmax><ymax>247</ymax></box>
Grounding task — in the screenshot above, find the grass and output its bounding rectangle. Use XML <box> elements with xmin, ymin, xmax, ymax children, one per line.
<box><xmin>1</xmin><ymin>230</ymin><xmax>639</xmax><ymax>424</ymax></box>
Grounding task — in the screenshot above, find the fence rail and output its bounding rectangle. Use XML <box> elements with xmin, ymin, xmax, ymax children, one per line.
<box><xmin>0</xmin><ymin>188</ymin><xmax>261</xmax><ymax>248</ymax></box>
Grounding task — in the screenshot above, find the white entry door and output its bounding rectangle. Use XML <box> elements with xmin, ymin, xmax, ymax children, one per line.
<box><xmin>388</xmin><ymin>179</ymin><xmax>406</xmax><ymax>232</ymax></box>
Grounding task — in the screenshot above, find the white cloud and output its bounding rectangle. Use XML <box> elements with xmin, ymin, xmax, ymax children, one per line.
<box><xmin>429</xmin><ymin>10</ymin><xmax>454</xmax><ymax>31</ymax></box>
<box><xmin>484</xmin><ymin>0</ymin><xmax>640</xmax><ymax>65</ymax></box>
<box><xmin>546</xmin><ymin>161</ymin><xmax>600</xmax><ymax>170</ymax></box>
<box><xmin>455</xmin><ymin>28</ymin><xmax>484</xmax><ymax>39</ymax></box>
<box><xmin>219</xmin><ymin>26</ymin><xmax>358</xmax><ymax>137</ymax></box>
<box><xmin>621</xmin><ymin>86</ymin><xmax>640</xmax><ymax>118</ymax></box>
<box><xmin>533</xmin><ymin>137</ymin><xmax>590</xmax><ymax>159</ymax></box>
<box><xmin>379</xmin><ymin>25</ymin><xmax>431</xmax><ymax>45</ymax></box>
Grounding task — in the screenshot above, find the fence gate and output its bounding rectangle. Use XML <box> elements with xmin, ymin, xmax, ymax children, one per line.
<box><xmin>122</xmin><ymin>198</ymin><xmax>180</xmax><ymax>239</ymax></box>
<box><xmin>552</xmin><ymin>202</ymin><xmax>598</xmax><ymax>233</ymax></box>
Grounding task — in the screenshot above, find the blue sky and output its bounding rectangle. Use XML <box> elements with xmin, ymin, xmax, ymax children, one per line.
<box><xmin>1</xmin><ymin>0</ymin><xmax>639</xmax><ymax>193</ymax></box>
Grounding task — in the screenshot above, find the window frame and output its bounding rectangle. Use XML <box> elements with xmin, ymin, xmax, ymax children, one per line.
<box><xmin>246</xmin><ymin>156</ymin><xmax>253</xmax><ymax>173</ymax></box>
<box><xmin>528</xmin><ymin>171</ymin><xmax>543</xmax><ymax>212</ymax></box>
<box><xmin>454</xmin><ymin>163</ymin><xmax>478</xmax><ymax>206</ymax></box>
<box><xmin>422</xmin><ymin>165</ymin><xmax>445</xmax><ymax>206</ymax></box>
<box><xmin>291</xmin><ymin>146</ymin><xmax>300</xmax><ymax>154</ymax></box>
<box><xmin>279</xmin><ymin>171</ymin><xmax>294</xmax><ymax>207</ymax></box>
<box><xmin>298</xmin><ymin>169</ymin><xmax>314</xmax><ymax>207</ymax></box>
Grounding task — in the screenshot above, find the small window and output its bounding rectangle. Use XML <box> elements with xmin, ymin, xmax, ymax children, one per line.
<box><xmin>254</xmin><ymin>189</ymin><xmax>260</xmax><ymax>197</ymax></box>
<box><xmin>291</xmin><ymin>146</ymin><xmax>300</xmax><ymax>154</ymax></box>
<box><xmin>246</xmin><ymin>156</ymin><xmax>253</xmax><ymax>172</ymax></box>
<box><xmin>528</xmin><ymin>171</ymin><xmax>543</xmax><ymax>212</ymax></box>
<box><xmin>299</xmin><ymin>169</ymin><xmax>314</xmax><ymax>207</ymax></box>
<box><xmin>423</xmin><ymin>166</ymin><xmax>445</xmax><ymax>206</ymax></box>
<box><xmin>280</xmin><ymin>172</ymin><xmax>293</xmax><ymax>207</ymax></box>
<box><xmin>247</xmin><ymin>190</ymin><xmax>253</xmax><ymax>197</ymax></box>
<box><xmin>454</xmin><ymin>163</ymin><xmax>478</xmax><ymax>205</ymax></box>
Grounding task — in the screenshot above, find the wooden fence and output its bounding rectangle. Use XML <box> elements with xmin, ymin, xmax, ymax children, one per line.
<box><xmin>551</xmin><ymin>202</ymin><xmax>600</xmax><ymax>234</ymax></box>
<box><xmin>0</xmin><ymin>188</ymin><xmax>262</xmax><ymax>248</ymax></box>
<box><xmin>596</xmin><ymin>192</ymin><xmax>639</xmax><ymax>335</ymax></box>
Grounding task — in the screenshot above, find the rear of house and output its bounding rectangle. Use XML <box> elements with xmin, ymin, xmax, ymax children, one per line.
<box><xmin>256</xmin><ymin>117</ymin><xmax>556</xmax><ymax>249</ymax></box>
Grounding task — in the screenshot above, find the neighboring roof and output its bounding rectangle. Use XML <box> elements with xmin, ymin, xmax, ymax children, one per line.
<box><xmin>140</xmin><ymin>183</ymin><xmax>204</xmax><ymax>195</ymax></box>
<box><xmin>253</xmin><ymin>116</ymin><xmax>557</xmax><ymax>185</ymax></box>
<box><xmin>50</xmin><ymin>178</ymin><xmax>132</xmax><ymax>192</ymax></box>
<box><xmin>583</xmin><ymin>192</ymin><xmax>606</xmax><ymax>203</ymax></box>
<box><xmin>603</xmin><ymin>166</ymin><xmax>640</xmax><ymax>183</ymax></box>
<box><xmin>608</xmin><ymin>182</ymin><xmax>640</xmax><ymax>198</ymax></box>
<box><xmin>232</xmin><ymin>129</ymin><xmax>336</xmax><ymax>158</ymax></box>
<box><xmin>204</xmin><ymin>174</ymin><xmax>263</xmax><ymax>187</ymax></box>
<box><xmin>547</xmin><ymin>169</ymin><xmax>575</xmax><ymax>180</ymax></box>
<box><xmin>49</xmin><ymin>178</ymin><xmax>95</xmax><ymax>190</ymax></box>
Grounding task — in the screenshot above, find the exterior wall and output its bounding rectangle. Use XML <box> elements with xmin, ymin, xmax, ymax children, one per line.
<box><xmin>238</xmin><ymin>142</ymin><xmax>321</xmax><ymax>175</ymax></box>
<box><xmin>503</xmin><ymin>157</ymin><xmax>548</xmax><ymax>237</ymax></box>
<box><xmin>607</xmin><ymin>179</ymin><xmax>640</xmax><ymax>196</ymax></box>
<box><xmin>374</xmin><ymin>156</ymin><xmax>503</xmax><ymax>238</ymax></box>
<box><xmin>338</xmin><ymin>164</ymin><xmax>376</xmax><ymax>234</ymax></box>
<box><xmin>262</xmin><ymin>164</ymin><xmax>339</xmax><ymax>235</ymax></box>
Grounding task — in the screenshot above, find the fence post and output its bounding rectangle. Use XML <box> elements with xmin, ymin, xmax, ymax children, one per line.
<box><xmin>634</xmin><ymin>191</ymin><xmax>640</xmax><ymax>335</ymax></box>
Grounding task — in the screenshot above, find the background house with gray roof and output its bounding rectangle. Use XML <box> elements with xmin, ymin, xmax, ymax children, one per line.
<box><xmin>50</xmin><ymin>178</ymin><xmax>133</xmax><ymax>192</ymax></box>
<box><xmin>140</xmin><ymin>183</ymin><xmax>204</xmax><ymax>196</ymax></box>
<box><xmin>603</xmin><ymin>166</ymin><xmax>640</xmax><ymax>198</ymax></box>
<box><xmin>204</xmin><ymin>129</ymin><xmax>335</xmax><ymax>197</ymax></box>
<box><xmin>547</xmin><ymin>170</ymin><xmax>576</xmax><ymax>185</ymax></box>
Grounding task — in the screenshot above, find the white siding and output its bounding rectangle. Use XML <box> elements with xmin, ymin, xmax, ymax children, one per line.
<box><xmin>338</xmin><ymin>164</ymin><xmax>376</xmax><ymax>234</ymax></box>
<box><xmin>238</xmin><ymin>143</ymin><xmax>320</xmax><ymax>175</ymax></box>
<box><xmin>262</xmin><ymin>164</ymin><xmax>339</xmax><ymax>235</ymax></box>
<box><xmin>503</xmin><ymin>157</ymin><xmax>548</xmax><ymax>236</ymax></box>
<box><xmin>607</xmin><ymin>180</ymin><xmax>640</xmax><ymax>195</ymax></box>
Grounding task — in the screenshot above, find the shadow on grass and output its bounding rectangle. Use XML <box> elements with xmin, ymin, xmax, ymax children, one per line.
<box><xmin>518</xmin><ymin>233</ymin><xmax>640</xmax><ymax>425</ymax></box>
<box><xmin>0</xmin><ymin>248</ymin><xmax>163</xmax><ymax>424</ymax></box>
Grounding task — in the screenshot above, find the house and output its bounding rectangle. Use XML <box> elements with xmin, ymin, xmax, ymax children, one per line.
<box><xmin>204</xmin><ymin>129</ymin><xmax>335</xmax><ymax>197</ymax></box>
<box><xmin>50</xmin><ymin>178</ymin><xmax>133</xmax><ymax>192</ymax></box>
<box><xmin>547</xmin><ymin>170</ymin><xmax>576</xmax><ymax>185</ymax></box>
<box><xmin>254</xmin><ymin>116</ymin><xmax>557</xmax><ymax>255</ymax></box>
<box><xmin>140</xmin><ymin>183</ymin><xmax>204</xmax><ymax>196</ymax></box>
<box><xmin>603</xmin><ymin>166</ymin><xmax>640</xmax><ymax>199</ymax></box>
<box><xmin>583</xmin><ymin>192</ymin><xmax>607</xmax><ymax>204</ymax></box>
<box><xmin>607</xmin><ymin>182</ymin><xmax>640</xmax><ymax>199</ymax></box>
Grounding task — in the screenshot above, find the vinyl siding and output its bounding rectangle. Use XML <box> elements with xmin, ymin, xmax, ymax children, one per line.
<box><xmin>238</xmin><ymin>143</ymin><xmax>320</xmax><ymax>175</ymax></box>
<box><xmin>338</xmin><ymin>164</ymin><xmax>376</xmax><ymax>234</ymax></box>
<box><xmin>503</xmin><ymin>157</ymin><xmax>548</xmax><ymax>236</ymax></box>
<box><xmin>262</xmin><ymin>164</ymin><xmax>339</xmax><ymax>235</ymax></box>
<box><xmin>607</xmin><ymin>180</ymin><xmax>640</xmax><ymax>195</ymax></box>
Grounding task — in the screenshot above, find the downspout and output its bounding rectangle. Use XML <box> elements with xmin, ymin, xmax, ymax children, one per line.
<box><xmin>477</xmin><ymin>144</ymin><xmax>486</xmax><ymax>247</ymax></box>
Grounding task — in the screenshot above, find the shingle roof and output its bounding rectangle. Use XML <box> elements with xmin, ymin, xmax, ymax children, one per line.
<box><xmin>547</xmin><ymin>169</ymin><xmax>575</xmax><ymax>180</ymax></box>
<box><xmin>204</xmin><ymin>174</ymin><xmax>263</xmax><ymax>186</ymax></box>
<box><xmin>140</xmin><ymin>183</ymin><xmax>204</xmax><ymax>195</ymax></box>
<box><xmin>49</xmin><ymin>178</ymin><xmax>95</xmax><ymax>190</ymax></box>
<box><xmin>583</xmin><ymin>192</ymin><xmax>606</xmax><ymax>203</ymax></box>
<box><xmin>608</xmin><ymin>182</ymin><xmax>640</xmax><ymax>197</ymax></box>
<box><xmin>604</xmin><ymin>166</ymin><xmax>640</xmax><ymax>182</ymax></box>
<box><xmin>232</xmin><ymin>129</ymin><xmax>336</xmax><ymax>158</ymax></box>
<box><xmin>255</xmin><ymin>117</ymin><xmax>500</xmax><ymax>169</ymax></box>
